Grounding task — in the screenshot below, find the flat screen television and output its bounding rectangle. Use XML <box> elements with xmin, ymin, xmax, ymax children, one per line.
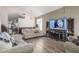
<box><xmin>49</xmin><ymin>18</ymin><xmax>67</xmax><ymax>30</ymax></box>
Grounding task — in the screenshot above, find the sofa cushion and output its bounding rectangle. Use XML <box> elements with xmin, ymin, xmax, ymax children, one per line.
<box><xmin>68</xmin><ymin>36</ymin><xmax>78</xmax><ymax>42</ymax></box>
<box><xmin>1</xmin><ymin>44</ymin><xmax>33</xmax><ymax>53</ymax></box>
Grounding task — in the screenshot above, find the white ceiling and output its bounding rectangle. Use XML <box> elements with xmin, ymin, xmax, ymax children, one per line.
<box><xmin>17</xmin><ymin>6</ymin><xmax>63</xmax><ymax>17</ymax></box>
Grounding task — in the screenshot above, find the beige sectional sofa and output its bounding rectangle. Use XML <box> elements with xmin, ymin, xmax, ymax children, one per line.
<box><xmin>0</xmin><ymin>34</ymin><xmax>33</xmax><ymax>53</ymax></box>
<box><xmin>22</xmin><ymin>29</ymin><xmax>45</xmax><ymax>39</ymax></box>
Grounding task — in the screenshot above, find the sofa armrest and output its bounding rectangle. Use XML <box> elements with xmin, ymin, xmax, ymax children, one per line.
<box><xmin>1</xmin><ymin>44</ymin><xmax>33</xmax><ymax>53</ymax></box>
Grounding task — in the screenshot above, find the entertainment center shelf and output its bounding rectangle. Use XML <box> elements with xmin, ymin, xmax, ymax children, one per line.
<box><xmin>46</xmin><ymin>17</ymin><xmax>74</xmax><ymax>41</ymax></box>
<box><xmin>47</xmin><ymin>29</ymin><xmax>67</xmax><ymax>41</ymax></box>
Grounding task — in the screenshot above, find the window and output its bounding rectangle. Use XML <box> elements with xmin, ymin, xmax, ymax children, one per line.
<box><xmin>36</xmin><ymin>18</ymin><xmax>43</xmax><ymax>31</ymax></box>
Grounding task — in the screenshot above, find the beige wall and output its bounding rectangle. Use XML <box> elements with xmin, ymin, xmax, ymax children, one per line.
<box><xmin>38</xmin><ymin>6</ymin><xmax>79</xmax><ymax>36</ymax></box>
<box><xmin>65</xmin><ymin>6</ymin><xmax>79</xmax><ymax>36</ymax></box>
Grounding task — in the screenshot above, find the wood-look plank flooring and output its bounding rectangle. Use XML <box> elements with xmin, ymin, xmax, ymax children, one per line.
<box><xmin>24</xmin><ymin>37</ymin><xmax>65</xmax><ymax>53</ymax></box>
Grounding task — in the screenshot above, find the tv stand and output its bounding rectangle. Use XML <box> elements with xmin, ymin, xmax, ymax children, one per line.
<box><xmin>47</xmin><ymin>29</ymin><xmax>67</xmax><ymax>41</ymax></box>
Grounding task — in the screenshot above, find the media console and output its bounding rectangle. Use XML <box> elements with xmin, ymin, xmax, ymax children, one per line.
<box><xmin>46</xmin><ymin>29</ymin><xmax>68</xmax><ymax>41</ymax></box>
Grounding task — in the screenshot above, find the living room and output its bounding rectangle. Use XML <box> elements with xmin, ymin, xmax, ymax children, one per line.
<box><xmin>0</xmin><ymin>6</ymin><xmax>79</xmax><ymax>53</ymax></box>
